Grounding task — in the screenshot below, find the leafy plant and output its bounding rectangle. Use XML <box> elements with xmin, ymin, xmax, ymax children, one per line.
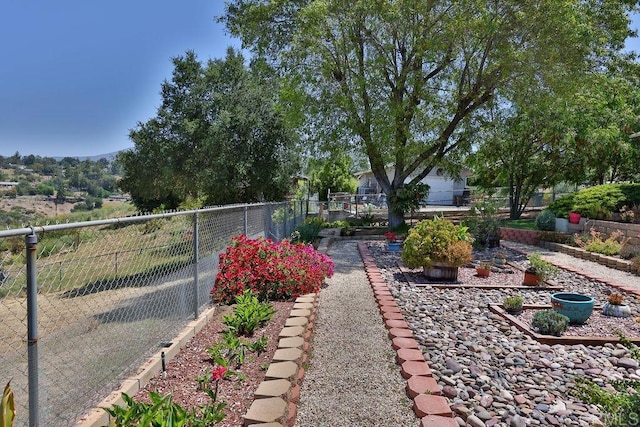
<box><xmin>290</xmin><ymin>218</ymin><xmax>323</xmax><ymax>244</ymax></box>
<box><xmin>526</xmin><ymin>252</ymin><xmax>558</xmax><ymax>284</ymax></box>
<box><xmin>223</xmin><ymin>290</ymin><xmax>275</xmax><ymax>336</ymax></box>
<box><xmin>211</xmin><ymin>235</ymin><xmax>334</xmax><ymax>304</ymax></box>
<box><xmin>548</xmin><ymin>193</ymin><xmax>575</xmax><ymax>219</ymax></box>
<box><xmin>103</xmin><ymin>390</ymin><xmax>226</xmax><ymax>426</ymax></box>
<box><xmin>402</xmin><ymin>217</ymin><xmax>473</xmax><ymax>269</ymax></box>
<box><xmin>464</xmin><ymin>200</ymin><xmax>502</xmax><ymax>249</ymax></box>
<box><xmin>534</xmin><ymin>209</ymin><xmax>556</xmax><ymax>231</ymax></box>
<box><xmin>531</xmin><ymin>310</ymin><xmax>569</xmax><ymax>336</ymax></box>
<box><xmin>388</xmin><ymin>182</ymin><xmax>429</xmax><ymax>216</ymax></box>
<box><xmin>1</xmin><ymin>382</ymin><xmax>15</xmax><ymax>427</ymax></box>
<box><xmin>207</xmin><ymin>332</ymin><xmax>269</xmax><ymax>369</ymax></box>
<box><xmin>537</xmin><ymin>231</ymin><xmax>572</xmax><ymax>244</ymax></box>
<box><xmin>503</xmin><ymin>295</ymin><xmax>524</xmax><ymax>310</ymax></box>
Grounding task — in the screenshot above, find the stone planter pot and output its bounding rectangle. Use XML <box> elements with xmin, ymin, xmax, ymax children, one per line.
<box><xmin>423</xmin><ymin>262</ymin><xmax>459</xmax><ymax>281</ymax></box>
<box><xmin>602</xmin><ymin>302</ymin><xmax>631</xmax><ymax>318</ymax></box>
<box><xmin>551</xmin><ymin>292</ymin><xmax>594</xmax><ymax>324</ymax></box>
<box><xmin>555</xmin><ymin>218</ymin><xmax>569</xmax><ymax>232</ymax></box>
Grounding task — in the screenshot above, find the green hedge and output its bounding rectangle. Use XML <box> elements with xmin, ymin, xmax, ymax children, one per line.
<box><xmin>548</xmin><ymin>184</ymin><xmax>640</xmax><ymax>220</ymax></box>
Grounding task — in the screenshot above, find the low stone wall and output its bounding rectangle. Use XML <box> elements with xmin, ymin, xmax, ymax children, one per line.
<box><xmin>499</xmin><ymin>227</ymin><xmax>539</xmax><ymax>246</ymax></box>
<box><xmin>583</xmin><ymin>219</ymin><xmax>640</xmax><ymax>246</ymax></box>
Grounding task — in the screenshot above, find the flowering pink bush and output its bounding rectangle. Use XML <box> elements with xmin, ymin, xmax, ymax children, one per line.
<box><xmin>211</xmin><ymin>235</ymin><xmax>334</xmax><ymax>304</ymax></box>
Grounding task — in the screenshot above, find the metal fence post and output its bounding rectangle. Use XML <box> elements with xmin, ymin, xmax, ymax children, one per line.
<box><xmin>243</xmin><ymin>206</ymin><xmax>248</xmax><ymax>236</ymax></box>
<box><xmin>26</xmin><ymin>233</ymin><xmax>39</xmax><ymax>427</ymax></box>
<box><xmin>192</xmin><ymin>211</ymin><xmax>199</xmax><ymax>319</ymax></box>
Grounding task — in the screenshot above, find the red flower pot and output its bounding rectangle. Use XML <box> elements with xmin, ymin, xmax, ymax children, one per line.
<box><xmin>568</xmin><ymin>212</ymin><xmax>581</xmax><ymax>224</ymax></box>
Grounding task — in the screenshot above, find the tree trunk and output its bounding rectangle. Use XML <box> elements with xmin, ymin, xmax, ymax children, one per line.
<box><xmin>387</xmin><ymin>199</ymin><xmax>406</xmax><ymax>229</ymax></box>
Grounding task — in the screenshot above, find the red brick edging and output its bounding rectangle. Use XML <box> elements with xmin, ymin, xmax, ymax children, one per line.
<box><xmin>357</xmin><ymin>242</ymin><xmax>456</xmax><ymax>426</ymax></box>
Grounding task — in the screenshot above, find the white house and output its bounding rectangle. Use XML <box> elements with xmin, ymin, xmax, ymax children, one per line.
<box><xmin>355</xmin><ymin>167</ymin><xmax>472</xmax><ymax>206</ymax></box>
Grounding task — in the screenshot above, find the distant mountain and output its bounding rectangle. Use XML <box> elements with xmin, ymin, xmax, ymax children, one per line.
<box><xmin>53</xmin><ymin>150</ymin><xmax>129</xmax><ymax>162</ymax></box>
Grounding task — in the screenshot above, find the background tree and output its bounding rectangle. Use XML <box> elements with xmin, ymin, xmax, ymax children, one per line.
<box><xmin>470</xmin><ymin>96</ymin><xmax>575</xmax><ymax>219</ymax></box>
<box><xmin>118</xmin><ymin>48</ymin><xmax>299</xmax><ymax>211</ymax></box>
<box><xmin>308</xmin><ymin>154</ymin><xmax>358</xmax><ymax>201</ymax></box>
<box><xmin>222</xmin><ymin>0</ymin><xmax>637</xmax><ymax>227</ymax></box>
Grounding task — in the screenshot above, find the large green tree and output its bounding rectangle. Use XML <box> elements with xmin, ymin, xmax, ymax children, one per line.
<box><xmin>118</xmin><ymin>49</ymin><xmax>299</xmax><ymax>211</ymax></box>
<box><xmin>222</xmin><ymin>0</ymin><xmax>637</xmax><ymax>227</ymax></box>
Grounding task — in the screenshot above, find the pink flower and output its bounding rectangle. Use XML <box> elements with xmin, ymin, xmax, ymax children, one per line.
<box><xmin>384</xmin><ymin>231</ymin><xmax>398</xmax><ymax>242</ymax></box>
<box><xmin>212</xmin><ymin>366</ymin><xmax>227</xmax><ymax>381</ymax></box>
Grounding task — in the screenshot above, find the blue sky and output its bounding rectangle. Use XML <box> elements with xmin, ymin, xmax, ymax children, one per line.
<box><xmin>0</xmin><ymin>4</ymin><xmax>639</xmax><ymax>158</ymax></box>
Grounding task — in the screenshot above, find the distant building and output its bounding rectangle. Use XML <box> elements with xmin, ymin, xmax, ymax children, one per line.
<box><xmin>0</xmin><ymin>182</ymin><xmax>19</xmax><ymax>187</ymax></box>
<box><xmin>355</xmin><ymin>167</ymin><xmax>471</xmax><ymax>206</ymax></box>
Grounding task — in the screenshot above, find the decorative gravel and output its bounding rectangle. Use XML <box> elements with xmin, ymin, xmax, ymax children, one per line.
<box><xmin>295</xmin><ymin>240</ymin><xmax>417</xmax><ymax>427</ymax></box>
<box><xmin>370</xmin><ymin>241</ymin><xmax>640</xmax><ymax>426</ymax></box>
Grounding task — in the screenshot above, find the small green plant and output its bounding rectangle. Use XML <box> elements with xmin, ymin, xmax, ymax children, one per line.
<box><xmin>290</xmin><ymin>218</ymin><xmax>323</xmax><ymax>244</ymax></box>
<box><xmin>2</xmin><ymin>382</ymin><xmax>15</xmax><ymax>427</ymax></box>
<box><xmin>223</xmin><ymin>290</ymin><xmax>275</xmax><ymax>336</ymax></box>
<box><xmin>503</xmin><ymin>295</ymin><xmax>524</xmax><ymax>310</ymax></box>
<box><xmin>526</xmin><ymin>252</ymin><xmax>559</xmax><ymax>284</ymax></box>
<box><xmin>207</xmin><ymin>332</ymin><xmax>269</xmax><ymax>369</ymax></box>
<box><xmin>103</xmin><ymin>390</ymin><xmax>226</xmax><ymax>426</ymax></box>
<box><xmin>531</xmin><ymin>310</ymin><xmax>569</xmax><ymax>336</ymax></box>
<box><xmin>534</xmin><ymin>209</ymin><xmax>556</xmax><ymax>231</ymax></box>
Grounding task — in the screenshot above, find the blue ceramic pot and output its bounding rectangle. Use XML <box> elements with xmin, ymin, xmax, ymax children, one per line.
<box><xmin>387</xmin><ymin>242</ymin><xmax>402</xmax><ymax>252</ymax></box>
<box><xmin>551</xmin><ymin>292</ymin><xmax>594</xmax><ymax>324</ymax></box>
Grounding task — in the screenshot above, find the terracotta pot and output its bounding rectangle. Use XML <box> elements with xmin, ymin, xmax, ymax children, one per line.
<box><xmin>476</xmin><ymin>267</ymin><xmax>491</xmax><ymax>278</ymax></box>
<box><xmin>523</xmin><ymin>271</ymin><xmax>541</xmax><ymax>286</ymax></box>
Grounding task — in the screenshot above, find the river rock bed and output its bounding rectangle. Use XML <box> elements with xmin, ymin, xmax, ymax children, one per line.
<box><xmin>369</xmin><ymin>242</ymin><xmax>640</xmax><ymax>426</ymax></box>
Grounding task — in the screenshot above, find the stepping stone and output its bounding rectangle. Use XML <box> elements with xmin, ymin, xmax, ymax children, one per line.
<box><xmin>392</xmin><ymin>337</ymin><xmax>420</xmax><ymax>350</ymax></box>
<box><xmin>389</xmin><ymin>328</ymin><xmax>414</xmax><ymax>339</ymax></box>
<box><xmin>397</xmin><ymin>348</ymin><xmax>425</xmax><ymax>364</ymax></box>
<box><xmin>401</xmin><ymin>360</ymin><xmax>432</xmax><ymax>378</ymax></box>
<box><xmin>272</xmin><ymin>347</ymin><xmax>303</xmax><ymax>362</ymax></box>
<box><xmin>292</xmin><ymin>302</ymin><xmax>314</xmax><ymax>310</ymax></box>
<box><xmin>285</xmin><ymin>317</ymin><xmax>308</xmax><ymax>327</ymax></box>
<box><xmin>289</xmin><ymin>309</ymin><xmax>311</xmax><ymax>317</ymax></box>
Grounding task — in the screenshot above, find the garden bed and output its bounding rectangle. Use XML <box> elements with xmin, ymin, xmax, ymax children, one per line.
<box><xmin>130</xmin><ymin>301</ymin><xmax>294</xmax><ymax>426</ymax></box>
<box><xmin>489</xmin><ymin>304</ymin><xmax>640</xmax><ymax>345</ymax></box>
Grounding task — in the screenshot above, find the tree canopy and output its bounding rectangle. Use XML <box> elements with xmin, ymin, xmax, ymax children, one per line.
<box><xmin>118</xmin><ymin>48</ymin><xmax>299</xmax><ymax>211</ymax></box>
<box><xmin>222</xmin><ymin>0</ymin><xmax>638</xmax><ymax>226</ymax></box>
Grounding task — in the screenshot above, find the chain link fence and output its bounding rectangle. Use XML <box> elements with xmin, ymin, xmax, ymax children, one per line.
<box><xmin>0</xmin><ymin>201</ymin><xmax>305</xmax><ymax>426</ymax></box>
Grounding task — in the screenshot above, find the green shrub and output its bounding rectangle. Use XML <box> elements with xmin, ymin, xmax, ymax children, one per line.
<box><xmin>572</xmin><ymin>184</ymin><xmax>624</xmax><ymax>219</ymax></box>
<box><xmin>534</xmin><ymin>209</ymin><xmax>556</xmax><ymax>231</ymax></box>
<box><xmin>574</xmin><ymin>229</ymin><xmax>627</xmax><ymax>256</ymax></box>
<box><xmin>531</xmin><ymin>310</ymin><xmax>569</xmax><ymax>336</ymax></box>
<box><xmin>402</xmin><ymin>217</ymin><xmax>473</xmax><ymax>269</ymax></box>
<box><xmin>291</xmin><ymin>219</ymin><xmax>323</xmax><ymax>244</ymax></box>
<box><xmin>548</xmin><ymin>194</ymin><xmax>575</xmax><ymax>218</ymax></box>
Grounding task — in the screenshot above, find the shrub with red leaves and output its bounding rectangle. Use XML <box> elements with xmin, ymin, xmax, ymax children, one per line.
<box><xmin>211</xmin><ymin>235</ymin><xmax>334</xmax><ymax>304</ymax></box>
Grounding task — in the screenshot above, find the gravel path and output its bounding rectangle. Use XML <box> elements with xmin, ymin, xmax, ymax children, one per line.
<box><xmin>295</xmin><ymin>240</ymin><xmax>417</xmax><ymax>427</ymax></box>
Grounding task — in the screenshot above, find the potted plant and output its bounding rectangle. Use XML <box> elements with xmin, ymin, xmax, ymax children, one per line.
<box><xmin>493</xmin><ymin>251</ymin><xmax>507</xmax><ymax>266</ymax></box>
<box><xmin>384</xmin><ymin>231</ymin><xmax>402</xmax><ymax>252</ymax></box>
<box><xmin>402</xmin><ymin>216</ymin><xmax>473</xmax><ymax>281</ymax></box>
<box><xmin>503</xmin><ymin>295</ymin><xmax>524</xmax><ymax>315</ymax></box>
<box><xmin>476</xmin><ymin>261</ymin><xmax>492</xmax><ymax>278</ymax></box>
<box><xmin>523</xmin><ymin>252</ymin><xmax>558</xmax><ymax>286</ymax></box>
<box><xmin>602</xmin><ymin>292</ymin><xmax>632</xmax><ymax>318</ymax></box>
